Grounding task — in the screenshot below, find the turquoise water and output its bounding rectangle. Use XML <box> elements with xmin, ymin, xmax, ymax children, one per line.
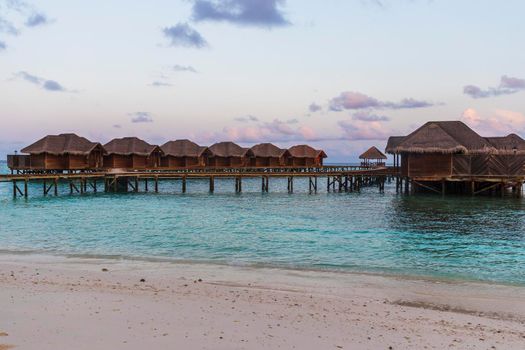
<box><xmin>1</xmin><ymin>161</ymin><xmax>524</xmax><ymax>285</ymax></box>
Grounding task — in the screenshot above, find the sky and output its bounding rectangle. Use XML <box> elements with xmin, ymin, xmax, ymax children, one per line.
<box><xmin>1</xmin><ymin>0</ymin><xmax>524</xmax><ymax>162</ymax></box>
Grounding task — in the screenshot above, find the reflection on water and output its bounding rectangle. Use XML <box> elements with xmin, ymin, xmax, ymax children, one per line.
<box><xmin>0</xmin><ymin>161</ymin><xmax>524</xmax><ymax>285</ymax></box>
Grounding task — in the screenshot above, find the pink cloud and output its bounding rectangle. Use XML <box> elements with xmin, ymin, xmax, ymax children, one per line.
<box><xmin>338</xmin><ymin>120</ymin><xmax>392</xmax><ymax>140</ymax></box>
<box><xmin>461</xmin><ymin>108</ymin><xmax>525</xmax><ymax>136</ymax></box>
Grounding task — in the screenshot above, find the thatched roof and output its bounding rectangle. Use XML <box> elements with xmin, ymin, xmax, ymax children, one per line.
<box><xmin>359</xmin><ymin>146</ymin><xmax>387</xmax><ymax>160</ymax></box>
<box><xmin>385</xmin><ymin>136</ymin><xmax>405</xmax><ymax>154</ymax></box>
<box><xmin>388</xmin><ymin>121</ymin><xmax>495</xmax><ymax>154</ymax></box>
<box><xmin>21</xmin><ymin>133</ymin><xmax>105</xmax><ymax>155</ymax></box>
<box><xmin>288</xmin><ymin>145</ymin><xmax>327</xmax><ymax>158</ymax></box>
<box><xmin>247</xmin><ymin>143</ymin><xmax>289</xmax><ymax>158</ymax></box>
<box><xmin>104</xmin><ymin>137</ymin><xmax>162</xmax><ymax>156</ymax></box>
<box><xmin>161</xmin><ymin>139</ymin><xmax>208</xmax><ymax>157</ymax></box>
<box><xmin>208</xmin><ymin>141</ymin><xmax>248</xmax><ymax>157</ymax></box>
<box><xmin>485</xmin><ymin>134</ymin><xmax>525</xmax><ymax>154</ymax></box>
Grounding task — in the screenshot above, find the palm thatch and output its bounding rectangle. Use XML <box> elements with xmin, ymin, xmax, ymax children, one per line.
<box><xmin>288</xmin><ymin>145</ymin><xmax>327</xmax><ymax>158</ymax></box>
<box><xmin>388</xmin><ymin>121</ymin><xmax>496</xmax><ymax>154</ymax></box>
<box><xmin>161</xmin><ymin>139</ymin><xmax>208</xmax><ymax>157</ymax></box>
<box><xmin>21</xmin><ymin>133</ymin><xmax>105</xmax><ymax>155</ymax></box>
<box><xmin>247</xmin><ymin>143</ymin><xmax>289</xmax><ymax>158</ymax></box>
<box><xmin>385</xmin><ymin>136</ymin><xmax>405</xmax><ymax>154</ymax></box>
<box><xmin>208</xmin><ymin>141</ymin><xmax>248</xmax><ymax>157</ymax></box>
<box><xmin>359</xmin><ymin>146</ymin><xmax>387</xmax><ymax>160</ymax></box>
<box><xmin>104</xmin><ymin>137</ymin><xmax>162</xmax><ymax>156</ymax></box>
<box><xmin>485</xmin><ymin>134</ymin><xmax>525</xmax><ymax>154</ymax></box>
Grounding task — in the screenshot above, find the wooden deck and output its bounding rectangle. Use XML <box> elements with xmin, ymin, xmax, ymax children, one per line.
<box><xmin>0</xmin><ymin>166</ymin><xmax>397</xmax><ymax>198</ymax></box>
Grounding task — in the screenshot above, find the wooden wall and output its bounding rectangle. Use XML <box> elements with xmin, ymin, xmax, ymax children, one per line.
<box><xmin>104</xmin><ymin>154</ymin><xmax>132</xmax><ymax>169</ymax></box>
<box><xmin>404</xmin><ymin>154</ymin><xmax>452</xmax><ymax>178</ymax></box>
<box><xmin>401</xmin><ymin>153</ymin><xmax>525</xmax><ymax>178</ymax></box>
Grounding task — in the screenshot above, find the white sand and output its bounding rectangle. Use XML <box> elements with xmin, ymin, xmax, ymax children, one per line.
<box><xmin>1</xmin><ymin>253</ymin><xmax>524</xmax><ymax>350</ymax></box>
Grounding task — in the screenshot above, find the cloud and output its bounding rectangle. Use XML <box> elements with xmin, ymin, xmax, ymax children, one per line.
<box><xmin>461</xmin><ymin>108</ymin><xmax>525</xmax><ymax>136</ymax></box>
<box><xmin>338</xmin><ymin>120</ymin><xmax>391</xmax><ymax>141</ymax></box>
<box><xmin>25</xmin><ymin>12</ymin><xmax>48</xmax><ymax>27</ymax></box>
<box><xmin>192</xmin><ymin>0</ymin><xmax>290</xmax><ymax>28</ymax></box>
<box><xmin>329</xmin><ymin>91</ymin><xmax>434</xmax><ymax>111</ymax></box>
<box><xmin>203</xmin><ymin>118</ymin><xmax>335</xmax><ymax>144</ymax></box>
<box><xmin>234</xmin><ymin>115</ymin><xmax>259</xmax><ymax>122</ymax></box>
<box><xmin>308</xmin><ymin>102</ymin><xmax>322</xmax><ymax>113</ymax></box>
<box><xmin>162</xmin><ymin>23</ymin><xmax>208</xmax><ymax>48</ymax></box>
<box><xmin>113</xmin><ymin>124</ymin><xmax>122</xmax><ymax>129</ymax></box>
<box><xmin>463</xmin><ymin>75</ymin><xmax>525</xmax><ymax>99</ymax></box>
<box><xmin>150</xmin><ymin>81</ymin><xmax>173</xmax><ymax>87</ymax></box>
<box><xmin>0</xmin><ymin>16</ymin><xmax>19</xmax><ymax>35</ymax></box>
<box><xmin>130</xmin><ymin>112</ymin><xmax>154</xmax><ymax>123</ymax></box>
<box><xmin>500</xmin><ymin>75</ymin><xmax>525</xmax><ymax>89</ymax></box>
<box><xmin>15</xmin><ymin>71</ymin><xmax>68</xmax><ymax>92</ymax></box>
<box><xmin>173</xmin><ymin>64</ymin><xmax>198</xmax><ymax>73</ymax></box>
<box><xmin>352</xmin><ymin>111</ymin><xmax>390</xmax><ymax>122</ymax></box>
<box><xmin>0</xmin><ymin>41</ymin><xmax>5</xmax><ymax>50</ymax></box>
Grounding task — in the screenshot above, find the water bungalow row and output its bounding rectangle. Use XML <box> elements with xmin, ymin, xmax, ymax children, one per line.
<box><xmin>387</xmin><ymin>121</ymin><xmax>525</xmax><ymax>195</ymax></box>
<box><xmin>7</xmin><ymin>136</ymin><xmax>327</xmax><ymax>172</ymax></box>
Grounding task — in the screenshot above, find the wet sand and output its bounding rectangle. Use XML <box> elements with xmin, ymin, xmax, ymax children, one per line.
<box><xmin>1</xmin><ymin>254</ymin><xmax>524</xmax><ymax>349</ymax></box>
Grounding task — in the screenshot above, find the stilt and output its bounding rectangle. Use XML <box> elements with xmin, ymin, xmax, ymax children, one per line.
<box><xmin>209</xmin><ymin>176</ymin><xmax>214</xmax><ymax>193</ymax></box>
<box><xmin>54</xmin><ymin>178</ymin><xmax>58</xmax><ymax>196</ymax></box>
<box><xmin>327</xmin><ymin>176</ymin><xmax>330</xmax><ymax>192</ymax></box>
<box><xmin>154</xmin><ymin>176</ymin><xmax>158</xmax><ymax>193</ymax></box>
<box><xmin>287</xmin><ymin>176</ymin><xmax>294</xmax><ymax>193</ymax></box>
<box><xmin>134</xmin><ymin>177</ymin><xmax>139</xmax><ymax>193</ymax></box>
<box><xmin>182</xmin><ymin>176</ymin><xmax>187</xmax><ymax>193</ymax></box>
<box><xmin>441</xmin><ymin>180</ymin><xmax>446</xmax><ymax>196</ymax></box>
<box><xmin>144</xmin><ymin>178</ymin><xmax>148</xmax><ymax>192</ymax></box>
<box><xmin>314</xmin><ymin>176</ymin><xmax>318</xmax><ymax>193</ymax></box>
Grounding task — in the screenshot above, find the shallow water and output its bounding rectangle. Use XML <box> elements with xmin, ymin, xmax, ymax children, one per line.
<box><xmin>1</xmin><ymin>161</ymin><xmax>524</xmax><ymax>285</ymax></box>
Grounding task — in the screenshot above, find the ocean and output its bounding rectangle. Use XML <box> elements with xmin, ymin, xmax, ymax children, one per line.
<box><xmin>1</xmin><ymin>161</ymin><xmax>524</xmax><ymax>285</ymax></box>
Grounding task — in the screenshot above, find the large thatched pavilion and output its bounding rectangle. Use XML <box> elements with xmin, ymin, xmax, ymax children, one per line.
<box><xmin>386</xmin><ymin>121</ymin><xmax>525</xmax><ymax>195</ymax></box>
<box><xmin>9</xmin><ymin>133</ymin><xmax>105</xmax><ymax>171</ymax></box>
<box><xmin>103</xmin><ymin>137</ymin><xmax>163</xmax><ymax>170</ymax></box>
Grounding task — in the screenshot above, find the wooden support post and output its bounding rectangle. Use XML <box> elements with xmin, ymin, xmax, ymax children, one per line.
<box><xmin>287</xmin><ymin>176</ymin><xmax>294</xmax><ymax>193</ymax></box>
<box><xmin>134</xmin><ymin>177</ymin><xmax>139</xmax><ymax>193</ymax></box>
<box><xmin>471</xmin><ymin>181</ymin><xmax>475</xmax><ymax>196</ymax></box>
<box><xmin>144</xmin><ymin>179</ymin><xmax>148</xmax><ymax>192</ymax></box>
<box><xmin>314</xmin><ymin>176</ymin><xmax>317</xmax><ymax>193</ymax></box>
<box><xmin>154</xmin><ymin>176</ymin><xmax>158</xmax><ymax>193</ymax></box>
<box><xmin>327</xmin><ymin>176</ymin><xmax>330</xmax><ymax>192</ymax></box>
<box><xmin>114</xmin><ymin>176</ymin><xmax>118</xmax><ymax>192</ymax></box>
<box><xmin>24</xmin><ymin>179</ymin><xmax>28</xmax><ymax>198</ymax></box>
<box><xmin>441</xmin><ymin>180</ymin><xmax>446</xmax><ymax>196</ymax></box>
<box><xmin>13</xmin><ymin>180</ymin><xmax>17</xmax><ymax>198</ymax></box>
<box><xmin>93</xmin><ymin>180</ymin><xmax>97</xmax><ymax>193</ymax></box>
<box><xmin>80</xmin><ymin>179</ymin><xmax>84</xmax><ymax>194</ymax></box>
<box><xmin>209</xmin><ymin>176</ymin><xmax>214</xmax><ymax>193</ymax></box>
<box><xmin>337</xmin><ymin>176</ymin><xmax>342</xmax><ymax>192</ymax></box>
<box><xmin>182</xmin><ymin>176</ymin><xmax>187</xmax><ymax>193</ymax></box>
<box><xmin>501</xmin><ymin>183</ymin><xmax>505</xmax><ymax>198</ymax></box>
<box><xmin>43</xmin><ymin>180</ymin><xmax>47</xmax><ymax>195</ymax></box>
<box><xmin>404</xmin><ymin>177</ymin><xmax>409</xmax><ymax>195</ymax></box>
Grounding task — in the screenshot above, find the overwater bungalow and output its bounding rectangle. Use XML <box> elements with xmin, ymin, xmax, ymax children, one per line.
<box><xmin>287</xmin><ymin>145</ymin><xmax>327</xmax><ymax>167</ymax></box>
<box><xmin>386</xmin><ymin>121</ymin><xmax>525</xmax><ymax>194</ymax></box>
<box><xmin>8</xmin><ymin>133</ymin><xmax>105</xmax><ymax>171</ymax></box>
<box><xmin>359</xmin><ymin>146</ymin><xmax>387</xmax><ymax>168</ymax></box>
<box><xmin>103</xmin><ymin>137</ymin><xmax>163</xmax><ymax>170</ymax></box>
<box><xmin>246</xmin><ymin>143</ymin><xmax>291</xmax><ymax>167</ymax></box>
<box><xmin>207</xmin><ymin>141</ymin><xmax>248</xmax><ymax>167</ymax></box>
<box><xmin>160</xmin><ymin>139</ymin><xmax>210</xmax><ymax>169</ymax></box>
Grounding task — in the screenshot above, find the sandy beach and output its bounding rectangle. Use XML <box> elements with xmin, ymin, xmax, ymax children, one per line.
<box><xmin>1</xmin><ymin>254</ymin><xmax>524</xmax><ymax>350</ymax></box>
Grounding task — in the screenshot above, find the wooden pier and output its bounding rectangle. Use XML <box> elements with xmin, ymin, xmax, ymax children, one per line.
<box><xmin>0</xmin><ymin>166</ymin><xmax>395</xmax><ymax>198</ymax></box>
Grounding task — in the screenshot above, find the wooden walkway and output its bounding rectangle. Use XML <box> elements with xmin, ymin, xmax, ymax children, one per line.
<box><xmin>0</xmin><ymin>166</ymin><xmax>397</xmax><ymax>198</ymax></box>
